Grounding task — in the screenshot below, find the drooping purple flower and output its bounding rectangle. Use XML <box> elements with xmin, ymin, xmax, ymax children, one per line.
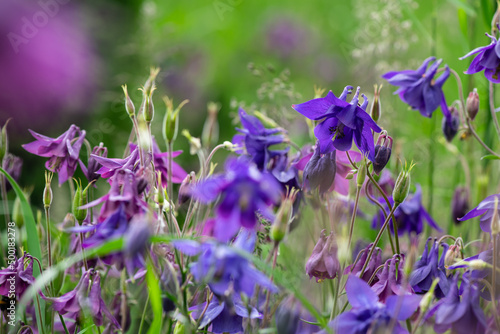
<box><xmin>409</xmin><ymin>238</ymin><xmax>451</xmax><ymax>299</ymax></box>
<box><xmin>372</xmin><ymin>184</ymin><xmax>442</xmax><ymax>235</ymax></box>
<box><xmin>173</xmin><ymin>230</ymin><xmax>278</xmax><ymax>297</ymax></box>
<box><xmin>373</xmin><ymin>132</ymin><xmax>392</xmax><ymax>175</ymax></box>
<box><xmin>451</xmin><ymin>186</ymin><xmax>470</xmax><ymax>225</ymax></box>
<box><xmin>429</xmin><ymin>274</ymin><xmax>487</xmax><ymax>334</ymax></box>
<box><xmin>22</xmin><ymin>124</ymin><xmax>86</xmax><ymax>184</ymax></box>
<box><xmin>0</xmin><ymin>252</ymin><xmax>34</xmax><ymax>300</ymax></box>
<box><xmin>43</xmin><ymin>269</ymin><xmax>120</xmax><ymax>330</ymax></box>
<box><xmin>372</xmin><ymin>254</ymin><xmax>414</xmax><ymax>302</ymax></box>
<box><xmin>460</xmin><ymin>33</ymin><xmax>500</xmax><ymax>83</ymax></box>
<box><xmin>2</xmin><ymin>153</ymin><xmax>22</xmax><ymax>191</ymax></box>
<box><xmin>458</xmin><ymin>193</ymin><xmax>500</xmax><ymax>233</ymax></box>
<box><xmin>322</xmin><ymin>276</ymin><xmax>421</xmax><ymax>334</ymax></box>
<box><xmin>232</xmin><ymin>108</ymin><xmax>287</xmax><ymax>170</ymax></box>
<box><xmin>344</xmin><ymin>243</ymin><xmax>383</xmax><ymax>284</ymax></box>
<box><xmin>383</xmin><ymin>57</ymin><xmax>450</xmax><ymax>118</ymax></box>
<box><xmin>302</xmin><ymin>143</ymin><xmax>336</xmax><ymax>194</ymax></box>
<box><xmin>305</xmin><ymin>229</ymin><xmax>340</xmax><ymax>282</ymax></box>
<box><xmin>292</xmin><ymin>86</ymin><xmax>382</xmax><ymax>160</ymax></box>
<box><xmin>191</xmin><ymin>158</ymin><xmax>282</xmax><ymax>241</ymax></box>
<box><xmin>81</xmin><ymin>169</ymin><xmax>148</xmax><ymax>222</ymax></box>
<box><xmin>190</xmin><ymin>294</ymin><xmax>261</xmax><ymax>334</ymax></box>
<box><xmin>442</xmin><ymin>105</ymin><xmax>460</xmax><ymax>142</ymax></box>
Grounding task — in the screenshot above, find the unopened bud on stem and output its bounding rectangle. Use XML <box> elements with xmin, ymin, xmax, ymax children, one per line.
<box><xmin>393</xmin><ymin>161</ymin><xmax>415</xmax><ymax>205</ymax></box>
<box><xmin>466</xmin><ymin>88</ymin><xmax>479</xmax><ymax>121</ymax></box>
<box><xmin>43</xmin><ymin>171</ymin><xmax>53</xmax><ymax>208</ymax></box>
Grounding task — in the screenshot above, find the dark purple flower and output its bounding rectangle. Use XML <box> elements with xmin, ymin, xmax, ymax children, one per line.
<box><xmin>451</xmin><ymin>186</ymin><xmax>469</xmax><ymax>225</ymax></box>
<box><xmin>372</xmin><ymin>254</ymin><xmax>413</xmax><ymax>302</ymax></box>
<box><xmin>22</xmin><ymin>124</ymin><xmax>86</xmax><ymax>184</ymax></box>
<box><xmin>2</xmin><ymin>153</ymin><xmax>22</xmax><ymax>192</ymax></box>
<box><xmin>458</xmin><ymin>193</ymin><xmax>500</xmax><ymax>233</ymax></box>
<box><xmin>442</xmin><ymin>105</ymin><xmax>460</xmax><ymax>142</ymax></box>
<box><xmin>409</xmin><ymin>238</ymin><xmax>451</xmax><ymax>299</ymax></box>
<box><xmin>323</xmin><ymin>276</ymin><xmax>421</xmax><ymax>334</ymax></box>
<box><xmin>302</xmin><ymin>143</ymin><xmax>336</xmax><ymax>194</ymax></box>
<box><xmin>190</xmin><ymin>295</ymin><xmax>261</xmax><ymax>334</ymax></box>
<box><xmin>173</xmin><ymin>230</ymin><xmax>277</xmax><ymax>297</ymax></box>
<box><xmin>383</xmin><ymin>57</ymin><xmax>450</xmax><ymax>118</ymax></box>
<box><xmin>373</xmin><ymin>132</ymin><xmax>392</xmax><ymax>175</ymax></box>
<box><xmin>191</xmin><ymin>158</ymin><xmax>282</xmax><ymax>241</ymax></box>
<box><xmin>232</xmin><ymin>108</ymin><xmax>286</xmax><ymax>170</ymax></box>
<box><xmin>430</xmin><ymin>274</ymin><xmax>487</xmax><ymax>334</ymax></box>
<box><xmin>460</xmin><ymin>33</ymin><xmax>500</xmax><ymax>83</ymax></box>
<box><xmin>305</xmin><ymin>230</ymin><xmax>340</xmax><ymax>282</ymax></box>
<box><xmin>372</xmin><ymin>185</ymin><xmax>442</xmax><ymax>235</ymax></box>
<box><xmin>44</xmin><ymin>269</ymin><xmax>120</xmax><ymax>330</ymax></box>
<box><xmin>292</xmin><ymin>86</ymin><xmax>381</xmax><ymax>160</ymax></box>
<box><xmin>0</xmin><ymin>252</ymin><xmax>34</xmax><ymax>300</ymax></box>
<box><xmin>344</xmin><ymin>243</ymin><xmax>383</xmax><ymax>284</ymax></box>
<box><xmin>81</xmin><ymin>169</ymin><xmax>148</xmax><ymax>222</ymax></box>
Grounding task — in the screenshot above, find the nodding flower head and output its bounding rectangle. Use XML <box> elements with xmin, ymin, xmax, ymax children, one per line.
<box><xmin>302</xmin><ymin>143</ymin><xmax>336</xmax><ymax>194</ymax></box>
<box><xmin>373</xmin><ymin>131</ymin><xmax>393</xmax><ymax>175</ymax></box>
<box><xmin>305</xmin><ymin>229</ymin><xmax>340</xmax><ymax>282</ymax></box>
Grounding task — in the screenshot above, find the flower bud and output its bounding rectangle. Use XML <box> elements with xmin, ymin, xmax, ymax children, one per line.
<box><xmin>2</xmin><ymin>154</ymin><xmax>22</xmax><ymax>191</ymax></box>
<box><xmin>419</xmin><ymin>278</ymin><xmax>440</xmax><ymax>313</ymax></box>
<box><xmin>442</xmin><ymin>106</ymin><xmax>460</xmax><ymax>142</ymax></box>
<box><xmin>13</xmin><ymin>196</ymin><xmax>23</xmax><ymax>228</ymax></box>
<box><xmin>444</xmin><ymin>244</ymin><xmax>462</xmax><ymax>275</ymax></box>
<box><xmin>356</xmin><ymin>159</ymin><xmax>367</xmax><ymax>187</ymax></box>
<box><xmin>373</xmin><ymin>132</ymin><xmax>392</xmax><ymax>175</ymax></box>
<box><xmin>451</xmin><ymin>186</ymin><xmax>469</xmax><ymax>225</ymax></box>
<box><xmin>468</xmin><ymin>259</ymin><xmax>488</xmax><ymax>270</ymax></box>
<box><xmin>0</xmin><ymin>119</ymin><xmax>10</xmax><ymax>162</ymax></box>
<box><xmin>393</xmin><ymin>161</ymin><xmax>415</xmax><ymax>205</ymax></box>
<box><xmin>43</xmin><ymin>171</ymin><xmax>53</xmax><ymax>208</ymax></box>
<box><xmin>178</xmin><ymin>172</ymin><xmax>195</xmax><ymax>205</ymax></box>
<box><xmin>305</xmin><ymin>229</ymin><xmax>340</xmax><ymax>282</ymax></box>
<box><xmin>202</xmin><ymin>102</ymin><xmax>220</xmax><ymax>148</ymax></box>
<box><xmin>271</xmin><ymin>189</ymin><xmax>299</xmax><ymax>242</ymax></box>
<box><xmin>143</xmin><ymin>93</ymin><xmax>155</xmax><ymax>123</ymax></box>
<box><xmin>122</xmin><ymin>85</ymin><xmax>135</xmax><ymax>118</ymax></box>
<box><xmin>303</xmin><ymin>143</ymin><xmax>336</xmax><ymax>195</ymax></box>
<box><xmin>466</xmin><ymin>88</ymin><xmax>479</xmax><ymax>120</ymax></box>
<box><xmin>181</xmin><ymin>129</ymin><xmax>202</xmax><ymax>155</ymax></box>
<box><xmin>370</xmin><ymin>84</ymin><xmax>382</xmax><ymax>123</ymax></box>
<box><xmin>162</xmin><ymin>97</ymin><xmax>189</xmax><ymax>143</ymax></box>
<box><xmin>156</xmin><ymin>172</ymin><xmax>165</xmax><ymax>207</ymax></box>
<box><xmin>72</xmin><ymin>179</ymin><xmax>91</xmax><ymax>224</ymax></box>
<box><xmin>275</xmin><ymin>296</ymin><xmax>301</xmax><ymax>334</ymax></box>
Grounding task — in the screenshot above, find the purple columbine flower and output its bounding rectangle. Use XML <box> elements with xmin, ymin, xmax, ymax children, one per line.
<box><xmin>442</xmin><ymin>105</ymin><xmax>460</xmax><ymax>142</ymax></box>
<box><xmin>372</xmin><ymin>184</ymin><xmax>442</xmax><ymax>235</ymax></box>
<box><xmin>22</xmin><ymin>124</ymin><xmax>86</xmax><ymax>184</ymax></box>
<box><xmin>81</xmin><ymin>169</ymin><xmax>148</xmax><ymax>222</ymax></box>
<box><xmin>191</xmin><ymin>158</ymin><xmax>282</xmax><ymax>241</ymax></box>
<box><xmin>372</xmin><ymin>254</ymin><xmax>414</xmax><ymax>302</ymax></box>
<box><xmin>232</xmin><ymin>108</ymin><xmax>287</xmax><ymax>170</ymax></box>
<box><xmin>190</xmin><ymin>294</ymin><xmax>261</xmax><ymax>334</ymax></box>
<box><xmin>460</xmin><ymin>32</ymin><xmax>500</xmax><ymax>83</ymax></box>
<box><xmin>409</xmin><ymin>238</ymin><xmax>451</xmax><ymax>299</ymax></box>
<box><xmin>2</xmin><ymin>153</ymin><xmax>22</xmax><ymax>192</ymax></box>
<box><xmin>173</xmin><ymin>231</ymin><xmax>278</xmax><ymax>297</ymax></box>
<box><xmin>305</xmin><ymin>229</ymin><xmax>340</xmax><ymax>282</ymax></box>
<box><xmin>458</xmin><ymin>193</ymin><xmax>500</xmax><ymax>233</ymax></box>
<box><xmin>85</xmin><ymin>143</ymin><xmax>107</xmax><ymax>183</ymax></box>
<box><xmin>0</xmin><ymin>252</ymin><xmax>34</xmax><ymax>300</ymax></box>
<box><xmin>344</xmin><ymin>243</ymin><xmax>383</xmax><ymax>284</ymax></box>
<box><xmin>323</xmin><ymin>276</ymin><xmax>421</xmax><ymax>334</ymax></box>
<box><xmin>383</xmin><ymin>57</ymin><xmax>450</xmax><ymax>118</ymax></box>
<box><xmin>451</xmin><ymin>186</ymin><xmax>470</xmax><ymax>225</ymax></box>
<box><xmin>429</xmin><ymin>274</ymin><xmax>487</xmax><ymax>334</ymax></box>
<box><xmin>43</xmin><ymin>269</ymin><xmax>120</xmax><ymax>330</ymax></box>
<box><xmin>292</xmin><ymin>86</ymin><xmax>382</xmax><ymax>160</ymax></box>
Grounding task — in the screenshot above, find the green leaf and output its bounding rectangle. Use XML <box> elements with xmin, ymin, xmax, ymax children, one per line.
<box><xmin>0</xmin><ymin>167</ymin><xmax>42</xmax><ymax>274</ymax></box>
<box><xmin>0</xmin><ymin>167</ymin><xmax>46</xmax><ymax>332</ymax></box>
<box><xmin>146</xmin><ymin>262</ymin><xmax>163</xmax><ymax>334</ymax></box>
<box><xmin>458</xmin><ymin>8</ymin><xmax>468</xmax><ymax>38</ymax></box>
<box><xmin>448</xmin><ymin>0</ymin><xmax>476</xmax><ymax>16</ymax></box>
<box><xmin>481</xmin><ymin>154</ymin><xmax>500</xmax><ymax>160</ymax></box>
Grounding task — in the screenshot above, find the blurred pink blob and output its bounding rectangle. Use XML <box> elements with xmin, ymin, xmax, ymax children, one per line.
<box><xmin>0</xmin><ymin>0</ymin><xmax>98</xmax><ymax>136</ymax></box>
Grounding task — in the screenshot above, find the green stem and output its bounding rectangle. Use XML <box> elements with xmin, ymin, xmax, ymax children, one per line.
<box><xmin>138</xmin><ymin>293</ymin><xmax>150</xmax><ymax>334</ymax></box>
<box><xmin>347</xmin><ymin>186</ymin><xmax>361</xmax><ymax>250</ymax></box>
